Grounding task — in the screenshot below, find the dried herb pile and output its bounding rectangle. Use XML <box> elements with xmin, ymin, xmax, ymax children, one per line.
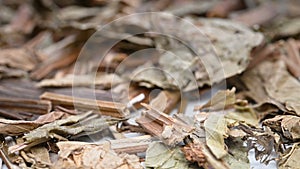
<box><xmin>0</xmin><ymin>0</ymin><xmax>299</xmax><ymax>169</ymax></box>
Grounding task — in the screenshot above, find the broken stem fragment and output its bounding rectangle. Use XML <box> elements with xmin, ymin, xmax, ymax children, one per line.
<box><xmin>40</xmin><ymin>92</ymin><xmax>129</xmax><ymax>118</ymax></box>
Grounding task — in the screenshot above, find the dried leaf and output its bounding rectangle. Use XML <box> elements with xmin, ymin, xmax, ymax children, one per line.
<box><xmin>223</xmin><ymin>137</ymin><xmax>250</xmax><ymax>169</ymax></box>
<box><xmin>127</xmin><ymin>16</ymin><xmax>263</xmax><ymax>90</ymax></box>
<box><xmin>244</xmin><ymin>60</ymin><xmax>300</xmax><ymax>115</ymax></box>
<box><xmin>204</xmin><ymin>113</ymin><xmax>228</xmax><ymax>159</ymax></box>
<box><xmin>23</xmin><ymin>145</ymin><xmax>52</xmax><ymax>168</ymax></box>
<box><xmin>150</xmin><ymin>90</ymin><xmax>180</xmax><ymax>114</ymax></box>
<box><xmin>268</xmin><ymin>17</ymin><xmax>300</xmax><ymax>39</ymax></box>
<box><xmin>190</xmin><ymin>18</ymin><xmax>263</xmax><ymax>88</ymax></box>
<box><xmin>194</xmin><ymin>88</ymin><xmax>236</xmax><ymax>111</ymax></box>
<box><xmin>0</xmin><ymin>111</ymin><xmax>64</xmax><ymax>136</ymax></box>
<box><xmin>131</xmin><ymin>62</ymin><xmax>178</xmax><ymax>89</ymax></box>
<box><xmin>237</xmin><ymin>124</ymin><xmax>275</xmax><ymax>164</ymax></box>
<box><xmin>226</xmin><ymin>103</ymin><xmax>259</xmax><ymax>127</ymax></box>
<box><xmin>207</xmin><ymin>0</ymin><xmax>244</xmax><ymax>18</ymax></box>
<box><xmin>263</xmin><ymin>115</ymin><xmax>300</xmax><ymax>141</ymax></box>
<box><xmin>1</xmin><ymin>1</ymin><xmax>299</xmax><ymax>168</ymax></box>
<box><xmin>279</xmin><ymin>144</ymin><xmax>300</xmax><ymax>169</ymax></box>
<box><xmin>145</xmin><ymin>142</ymin><xmax>196</xmax><ymax>169</ymax></box>
<box><xmin>231</xmin><ymin>3</ymin><xmax>280</xmax><ymax>26</ymax></box>
<box><xmin>9</xmin><ymin>112</ymin><xmax>119</xmax><ymax>153</ymax></box>
<box><xmin>53</xmin><ymin>141</ymin><xmax>143</xmax><ymax>169</ymax></box>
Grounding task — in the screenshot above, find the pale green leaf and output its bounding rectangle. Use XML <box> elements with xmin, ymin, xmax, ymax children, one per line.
<box><xmin>204</xmin><ymin>113</ymin><xmax>228</xmax><ymax>159</ymax></box>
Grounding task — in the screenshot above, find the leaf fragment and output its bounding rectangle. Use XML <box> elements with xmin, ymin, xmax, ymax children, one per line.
<box><xmin>0</xmin><ymin>111</ymin><xmax>64</xmax><ymax>136</ymax></box>
<box><xmin>145</xmin><ymin>142</ymin><xmax>196</xmax><ymax>169</ymax></box>
<box><xmin>204</xmin><ymin>113</ymin><xmax>228</xmax><ymax>159</ymax></box>
<box><xmin>8</xmin><ymin>112</ymin><xmax>120</xmax><ymax>153</ymax></box>
<box><xmin>263</xmin><ymin>115</ymin><xmax>300</xmax><ymax>141</ymax></box>
<box><xmin>53</xmin><ymin>141</ymin><xmax>143</xmax><ymax>169</ymax></box>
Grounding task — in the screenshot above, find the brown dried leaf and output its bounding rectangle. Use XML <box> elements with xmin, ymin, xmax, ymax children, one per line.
<box><xmin>9</xmin><ymin>112</ymin><xmax>119</xmax><ymax>153</ymax></box>
<box><xmin>150</xmin><ymin>90</ymin><xmax>180</xmax><ymax>114</ymax></box>
<box><xmin>194</xmin><ymin>88</ymin><xmax>236</xmax><ymax>111</ymax></box>
<box><xmin>23</xmin><ymin>145</ymin><xmax>52</xmax><ymax>168</ymax></box>
<box><xmin>279</xmin><ymin>143</ymin><xmax>300</xmax><ymax>169</ymax></box>
<box><xmin>190</xmin><ymin>18</ymin><xmax>263</xmax><ymax>88</ymax></box>
<box><xmin>237</xmin><ymin>124</ymin><xmax>275</xmax><ymax>164</ymax></box>
<box><xmin>0</xmin><ymin>111</ymin><xmax>64</xmax><ymax>136</ymax></box>
<box><xmin>127</xmin><ymin>16</ymin><xmax>263</xmax><ymax>90</ymax></box>
<box><xmin>263</xmin><ymin>115</ymin><xmax>300</xmax><ymax>141</ymax></box>
<box><xmin>53</xmin><ymin>141</ymin><xmax>143</xmax><ymax>169</ymax></box>
<box><xmin>223</xmin><ymin>137</ymin><xmax>250</xmax><ymax>169</ymax></box>
<box><xmin>242</xmin><ymin>60</ymin><xmax>300</xmax><ymax>115</ymax></box>
<box><xmin>131</xmin><ymin>62</ymin><xmax>178</xmax><ymax>89</ymax></box>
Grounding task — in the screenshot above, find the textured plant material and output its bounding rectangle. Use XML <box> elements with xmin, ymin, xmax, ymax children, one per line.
<box><xmin>129</xmin><ymin>17</ymin><xmax>263</xmax><ymax>90</ymax></box>
<box><xmin>0</xmin><ymin>48</ymin><xmax>38</xmax><ymax>72</ymax></box>
<box><xmin>279</xmin><ymin>143</ymin><xmax>300</xmax><ymax>169</ymax></box>
<box><xmin>266</xmin><ymin>18</ymin><xmax>300</xmax><ymax>39</ymax></box>
<box><xmin>0</xmin><ymin>97</ymin><xmax>51</xmax><ymax>119</ymax></box>
<box><xmin>241</xmin><ymin>59</ymin><xmax>300</xmax><ymax>116</ymax></box>
<box><xmin>53</xmin><ymin>141</ymin><xmax>143</xmax><ymax>169</ymax></box>
<box><xmin>40</xmin><ymin>92</ymin><xmax>129</xmax><ymax>118</ymax></box>
<box><xmin>37</xmin><ymin>73</ymin><xmax>123</xmax><ymax>88</ymax></box>
<box><xmin>0</xmin><ymin>111</ymin><xmax>64</xmax><ymax>136</ymax></box>
<box><xmin>193</xmin><ymin>19</ymin><xmax>263</xmax><ymax>86</ymax></box>
<box><xmin>108</xmin><ymin>135</ymin><xmax>153</xmax><ymax>154</ymax></box>
<box><xmin>30</xmin><ymin>38</ymin><xmax>83</xmax><ymax>80</ymax></box>
<box><xmin>200</xmin><ymin>144</ymin><xmax>230</xmax><ymax>169</ymax></box>
<box><xmin>145</xmin><ymin>142</ymin><xmax>196</xmax><ymax>169</ymax></box>
<box><xmin>207</xmin><ymin>0</ymin><xmax>244</xmax><ymax>18</ymax></box>
<box><xmin>0</xmin><ymin>1</ymin><xmax>300</xmax><ymax>168</ymax></box>
<box><xmin>150</xmin><ymin>90</ymin><xmax>180</xmax><ymax>114</ymax></box>
<box><xmin>263</xmin><ymin>115</ymin><xmax>300</xmax><ymax>141</ymax></box>
<box><xmin>231</xmin><ymin>2</ymin><xmax>280</xmax><ymax>26</ymax></box>
<box><xmin>181</xmin><ymin>143</ymin><xmax>206</xmax><ymax>167</ymax></box>
<box><xmin>0</xmin><ymin>97</ymin><xmax>52</xmax><ymax>115</ymax></box>
<box><xmin>278</xmin><ymin>39</ymin><xmax>300</xmax><ymax>79</ymax></box>
<box><xmin>8</xmin><ymin>112</ymin><xmax>119</xmax><ymax>153</ymax></box>
<box><xmin>237</xmin><ymin>124</ymin><xmax>275</xmax><ymax>164</ymax></box>
<box><xmin>0</xmin><ymin>79</ymin><xmax>42</xmax><ymax>100</ymax></box>
<box><xmin>194</xmin><ymin>88</ymin><xmax>236</xmax><ymax>111</ymax></box>
<box><xmin>20</xmin><ymin>145</ymin><xmax>52</xmax><ymax>168</ymax></box>
<box><xmin>223</xmin><ymin>137</ymin><xmax>250</xmax><ymax>169</ymax></box>
<box><xmin>204</xmin><ymin>113</ymin><xmax>228</xmax><ymax>159</ymax></box>
<box><xmin>136</xmin><ymin>103</ymin><xmax>194</xmax><ymax>147</ymax></box>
